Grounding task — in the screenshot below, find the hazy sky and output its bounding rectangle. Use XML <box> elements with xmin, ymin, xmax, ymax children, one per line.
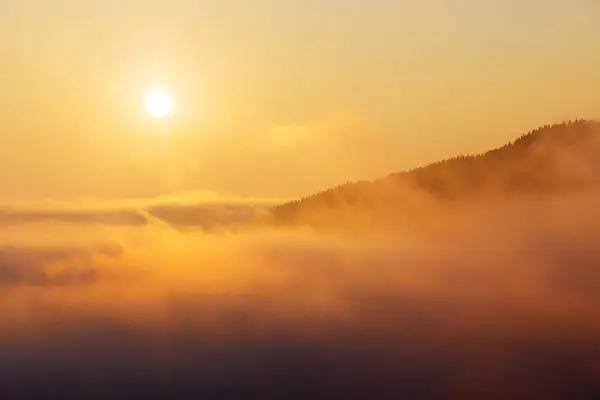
<box><xmin>1</xmin><ymin>0</ymin><xmax>599</xmax><ymax>200</ymax></box>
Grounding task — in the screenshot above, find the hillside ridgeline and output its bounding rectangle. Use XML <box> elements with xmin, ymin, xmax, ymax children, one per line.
<box><xmin>271</xmin><ymin>120</ymin><xmax>600</xmax><ymax>231</ymax></box>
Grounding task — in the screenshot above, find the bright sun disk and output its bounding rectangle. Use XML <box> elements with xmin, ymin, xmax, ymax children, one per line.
<box><xmin>144</xmin><ymin>89</ymin><xmax>173</xmax><ymax>118</ymax></box>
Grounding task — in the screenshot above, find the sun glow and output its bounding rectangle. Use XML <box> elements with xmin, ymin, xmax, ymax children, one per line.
<box><xmin>144</xmin><ymin>89</ymin><xmax>173</xmax><ymax>119</ymax></box>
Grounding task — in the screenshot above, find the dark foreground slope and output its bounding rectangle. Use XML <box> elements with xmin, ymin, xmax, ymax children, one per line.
<box><xmin>272</xmin><ymin>120</ymin><xmax>600</xmax><ymax>231</ymax></box>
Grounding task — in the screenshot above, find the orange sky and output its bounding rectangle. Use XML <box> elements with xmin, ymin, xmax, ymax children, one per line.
<box><xmin>1</xmin><ymin>0</ymin><xmax>599</xmax><ymax>200</ymax></box>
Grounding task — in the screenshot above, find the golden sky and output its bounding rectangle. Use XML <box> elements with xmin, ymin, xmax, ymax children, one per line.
<box><xmin>1</xmin><ymin>0</ymin><xmax>599</xmax><ymax>200</ymax></box>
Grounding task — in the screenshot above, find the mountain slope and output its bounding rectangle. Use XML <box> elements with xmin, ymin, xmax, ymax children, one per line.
<box><xmin>271</xmin><ymin>120</ymin><xmax>600</xmax><ymax>229</ymax></box>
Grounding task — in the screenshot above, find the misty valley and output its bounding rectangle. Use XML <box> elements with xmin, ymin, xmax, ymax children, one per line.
<box><xmin>1</xmin><ymin>122</ymin><xmax>599</xmax><ymax>398</ymax></box>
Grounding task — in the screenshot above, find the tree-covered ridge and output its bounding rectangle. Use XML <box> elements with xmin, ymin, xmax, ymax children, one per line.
<box><xmin>273</xmin><ymin>120</ymin><xmax>600</xmax><ymax>223</ymax></box>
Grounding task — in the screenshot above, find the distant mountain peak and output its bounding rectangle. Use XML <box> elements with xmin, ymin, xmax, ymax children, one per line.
<box><xmin>272</xmin><ymin>120</ymin><xmax>600</xmax><ymax>228</ymax></box>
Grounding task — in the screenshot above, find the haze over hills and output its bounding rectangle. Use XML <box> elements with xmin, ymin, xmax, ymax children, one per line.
<box><xmin>2</xmin><ymin>120</ymin><xmax>599</xmax><ymax>235</ymax></box>
<box><xmin>272</xmin><ymin>120</ymin><xmax>600</xmax><ymax>231</ymax></box>
<box><xmin>1</xmin><ymin>122</ymin><xmax>600</xmax><ymax>398</ymax></box>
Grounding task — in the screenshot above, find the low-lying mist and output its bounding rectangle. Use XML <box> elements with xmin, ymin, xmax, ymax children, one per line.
<box><xmin>0</xmin><ymin>194</ymin><xmax>599</xmax><ymax>399</ymax></box>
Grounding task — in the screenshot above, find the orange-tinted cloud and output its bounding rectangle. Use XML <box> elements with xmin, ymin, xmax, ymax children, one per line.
<box><xmin>0</xmin><ymin>193</ymin><xmax>599</xmax><ymax>397</ymax></box>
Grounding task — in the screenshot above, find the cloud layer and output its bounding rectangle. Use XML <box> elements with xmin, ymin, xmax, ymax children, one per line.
<box><xmin>0</xmin><ymin>194</ymin><xmax>599</xmax><ymax>398</ymax></box>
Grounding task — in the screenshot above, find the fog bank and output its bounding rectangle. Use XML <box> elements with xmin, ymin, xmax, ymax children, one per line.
<box><xmin>0</xmin><ymin>194</ymin><xmax>599</xmax><ymax>398</ymax></box>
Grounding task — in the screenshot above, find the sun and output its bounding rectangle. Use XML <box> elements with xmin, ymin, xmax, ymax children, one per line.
<box><xmin>144</xmin><ymin>89</ymin><xmax>173</xmax><ymax>118</ymax></box>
